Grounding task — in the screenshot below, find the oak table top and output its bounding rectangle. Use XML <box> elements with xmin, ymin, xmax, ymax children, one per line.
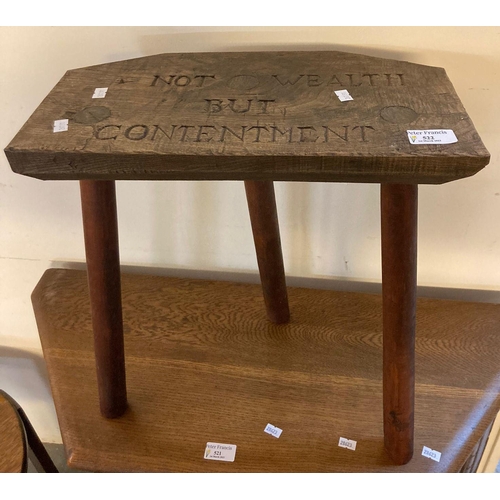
<box><xmin>33</xmin><ymin>269</ymin><xmax>500</xmax><ymax>472</ymax></box>
<box><xmin>5</xmin><ymin>51</ymin><xmax>490</xmax><ymax>184</ymax></box>
<box><xmin>0</xmin><ymin>392</ymin><xmax>26</xmax><ymax>473</ymax></box>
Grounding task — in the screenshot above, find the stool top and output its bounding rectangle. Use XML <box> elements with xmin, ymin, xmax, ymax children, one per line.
<box><xmin>5</xmin><ymin>50</ymin><xmax>490</xmax><ymax>184</ymax></box>
<box><xmin>0</xmin><ymin>391</ymin><xmax>27</xmax><ymax>473</ymax></box>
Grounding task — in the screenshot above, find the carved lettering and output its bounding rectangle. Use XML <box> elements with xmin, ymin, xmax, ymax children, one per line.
<box><xmin>178</xmin><ymin>125</ymin><xmax>195</xmax><ymax>142</ymax></box>
<box><xmin>272</xmin><ymin>74</ymin><xmax>305</xmax><ymax>85</ymax></box>
<box><xmin>124</xmin><ymin>125</ymin><xmax>149</xmax><ymax>141</ymax></box>
<box><xmin>270</xmin><ymin>126</ymin><xmax>293</xmax><ymax>143</ymax></box>
<box><xmin>328</xmin><ymin>75</ymin><xmax>343</xmax><ymax>86</ymax></box>
<box><xmin>258</xmin><ymin>99</ymin><xmax>275</xmax><ymax>114</ymax></box>
<box><xmin>174</xmin><ymin>75</ymin><xmax>191</xmax><ymax>86</ymax></box>
<box><xmin>323</xmin><ymin>126</ymin><xmax>349</xmax><ymax>142</ymax></box>
<box><xmin>272</xmin><ymin>73</ymin><xmax>405</xmax><ymax>87</ymax></box>
<box><xmin>195</xmin><ymin>125</ymin><xmax>217</xmax><ymax>142</ymax></box>
<box><xmin>95</xmin><ymin>124</ymin><xmax>121</xmax><ymax>140</ymax></box>
<box><xmin>96</xmin><ymin>123</ymin><xmax>375</xmax><ymax>144</ymax></box>
<box><xmin>384</xmin><ymin>73</ymin><xmax>405</xmax><ymax>86</ymax></box>
<box><xmin>362</xmin><ymin>73</ymin><xmax>380</xmax><ymax>86</ymax></box>
<box><xmin>297</xmin><ymin>126</ymin><xmax>319</xmax><ymax>142</ymax></box>
<box><xmin>151</xmin><ymin>74</ymin><xmax>215</xmax><ymax>88</ymax></box>
<box><xmin>352</xmin><ymin>125</ymin><xmax>375</xmax><ymax>141</ymax></box>
<box><xmin>345</xmin><ymin>74</ymin><xmax>361</xmax><ymax>87</ymax></box>
<box><xmin>307</xmin><ymin>75</ymin><xmax>322</xmax><ymax>86</ymax></box>
<box><xmin>228</xmin><ymin>99</ymin><xmax>252</xmax><ymax>113</ymax></box>
<box><xmin>150</xmin><ymin>75</ymin><xmax>175</xmax><ymax>87</ymax></box>
<box><xmin>205</xmin><ymin>98</ymin><xmax>276</xmax><ymax>114</ymax></box>
<box><xmin>150</xmin><ymin>125</ymin><xmax>177</xmax><ymax>141</ymax></box>
<box><xmin>219</xmin><ymin>126</ymin><xmax>247</xmax><ymax>142</ymax></box>
<box><xmin>247</xmin><ymin>126</ymin><xmax>269</xmax><ymax>142</ymax></box>
<box><xmin>205</xmin><ymin>99</ymin><xmax>224</xmax><ymax>113</ymax></box>
<box><xmin>193</xmin><ymin>75</ymin><xmax>216</xmax><ymax>86</ymax></box>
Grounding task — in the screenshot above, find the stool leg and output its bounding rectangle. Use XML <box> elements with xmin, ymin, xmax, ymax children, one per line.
<box><xmin>244</xmin><ymin>180</ymin><xmax>290</xmax><ymax>324</ymax></box>
<box><xmin>381</xmin><ymin>183</ymin><xmax>418</xmax><ymax>465</ymax></box>
<box><xmin>80</xmin><ymin>180</ymin><xmax>127</xmax><ymax>418</ymax></box>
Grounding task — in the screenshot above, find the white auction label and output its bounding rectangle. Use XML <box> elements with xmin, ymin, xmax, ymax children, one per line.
<box><xmin>53</xmin><ymin>119</ymin><xmax>68</xmax><ymax>133</ymax></box>
<box><xmin>422</xmin><ymin>446</ymin><xmax>441</xmax><ymax>462</ymax></box>
<box><xmin>92</xmin><ymin>87</ymin><xmax>108</xmax><ymax>99</ymax></box>
<box><xmin>264</xmin><ymin>423</ymin><xmax>283</xmax><ymax>438</ymax></box>
<box><xmin>407</xmin><ymin>129</ymin><xmax>457</xmax><ymax>144</ymax></box>
<box><xmin>334</xmin><ymin>89</ymin><xmax>353</xmax><ymax>102</ymax></box>
<box><xmin>204</xmin><ymin>442</ymin><xmax>237</xmax><ymax>462</ymax></box>
<box><xmin>338</xmin><ymin>437</ymin><xmax>357</xmax><ymax>451</ymax></box>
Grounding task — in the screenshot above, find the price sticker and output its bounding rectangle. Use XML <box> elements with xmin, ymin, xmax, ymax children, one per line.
<box><xmin>407</xmin><ymin>129</ymin><xmax>457</xmax><ymax>144</ymax></box>
<box><xmin>264</xmin><ymin>423</ymin><xmax>283</xmax><ymax>438</ymax></box>
<box><xmin>92</xmin><ymin>87</ymin><xmax>108</xmax><ymax>99</ymax></box>
<box><xmin>338</xmin><ymin>437</ymin><xmax>357</xmax><ymax>451</ymax></box>
<box><xmin>53</xmin><ymin>119</ymin><xmax>68</xmax><ymax>133</ymax></box>
<box><xmin>334</xmin><ymin>89</ymin><xmax>353</xmax><ymax>102</ymax></box>
<box><xmin>204</xmin><ymin>442</ymin><xmax>237</xmax><ymax>462</ymax></box>
<box><xmin>422</xmin><ymin>446</ymin><xmax>441</xmax><ymax>462</ymax></box>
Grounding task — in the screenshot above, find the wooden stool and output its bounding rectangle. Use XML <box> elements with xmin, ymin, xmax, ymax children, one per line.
<box><xmin>0</xmin><ymin>390</ymin><xmax>58</xmax><ymax>473</ymax></box>
<box><xmin>4</xmin><ymin>50</ymin><xmax>490</xmax><ymax>466</ymax></box>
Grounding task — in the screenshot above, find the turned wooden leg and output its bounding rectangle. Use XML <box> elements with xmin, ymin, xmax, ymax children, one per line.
<box><xmin>244</xmin><ymin>180</ymin><xmax>290</xmax><ymax>324</ymax></box>
<box><xmin>80</xmin><ymin>180</ymin><xmax>127</xmax><ymax>418</ymax></box>
<box><xmin>381</xmin><ymin>183</ymin><xmax>418</xmax><ymax>465</ymax></box>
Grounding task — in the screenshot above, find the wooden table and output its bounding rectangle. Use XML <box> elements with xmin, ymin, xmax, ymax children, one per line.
<box><xmin>0</xmin><ymin>392</ymin><xmax>26</xmax><ymax>472</ymax></box>
<box><xmin>4</xmin><ymin>50</ymin><xmax>491</xmax><ymax>466</ymax></box>
<box><xmin>32</xmin><ymin>269</ymin><xmax>500</xmax><ymax>472</ymax></box>
<box><xmin>0</xmin><ymin>390</ymin><xmax>58</xmax><ymax>473</ymax></box>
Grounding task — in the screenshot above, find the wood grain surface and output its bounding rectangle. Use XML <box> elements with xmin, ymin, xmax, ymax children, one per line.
<box><xmin>5</xmin><ymin>51</ymin><xmax>489</xmax><ymax>183</ymax></box>
<box><xmin>32</xmin><ymin>269</ymin><xmax>500</xmax><ymax>472</ymax></box>
<box><xmin>0</xmin><ymin>392</ymin><xmax>27</xmax><ymax>473</ymax></box>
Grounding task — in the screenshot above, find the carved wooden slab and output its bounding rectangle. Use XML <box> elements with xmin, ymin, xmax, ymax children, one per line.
<box><xmin>5</xmin><ymin>51</ymin><xmax>490</xmax><ymax>183</ymax></box>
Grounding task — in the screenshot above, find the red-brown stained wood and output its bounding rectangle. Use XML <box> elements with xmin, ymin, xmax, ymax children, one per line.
<box><xmin>31</xmin><ymin>269</ymin><xmax>500</xmax><ymax>472</ymax></box>
<box><xmin>4</xmin><ymin>51</ymin><xmax>490</xmax><ymax>183</ymax></box>
<box><xmin>381</xmin><ymin>184</ymin><xmax>418</xmax><ymax>465</ymax></box>
<box><xmin>244</xmin><ymin>180</ymin><xmax>290</xmax><ymax>324</ymax></box>
<box><xmin>80</xmin><ymin>180</ymin><xmax>127</xmax><ymax>418</ymax></box>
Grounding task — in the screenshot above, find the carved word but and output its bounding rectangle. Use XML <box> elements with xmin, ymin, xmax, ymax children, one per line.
<box><xmin>150</xmin><ymin>74</ymin><xmax>216</xmax><ymax>87</ymax></box>
<box><xmin>204</xmin><ymin>99</ymin><xmax>275</xmax><ymax>114</ymax></box>
<box><xmin>272</xmin><ymin>73</ymin><xmax>405</xmax><ymax>87</ymax></box>
<box><xmin>95</xmin><ymin>124</ymin><xmax>375</xmax><ymax>143</ymax></box>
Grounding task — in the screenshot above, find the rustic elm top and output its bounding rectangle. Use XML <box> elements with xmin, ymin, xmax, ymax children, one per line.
<box><xmin>4</xmin><ymin>51</ymin><xmax>490</xmax><ymax>183</ymax></box>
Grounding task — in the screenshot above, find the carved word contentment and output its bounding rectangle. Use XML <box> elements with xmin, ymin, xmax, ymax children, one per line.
<box><xmin>95</xmin><ymin>124</ymin><xmax>375</xmax><ymax>143</ymax></box>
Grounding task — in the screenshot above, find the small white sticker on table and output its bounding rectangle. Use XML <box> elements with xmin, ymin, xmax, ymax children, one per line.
<box><xmin>422</xmin><ymin>446</ymin><xmax>441</xmax><ymax>462</ymax></box>
<box><xmin>334</xmin><ymin>89</ymin><xmax>353</xmax><ymax>102</ymax></box>
<box><xmin>338</xmin><ymin>437</ymin><xmax>357</xmax><ymax>451</ymax></box>
<box><xmin>264</xmin><ymin>423</ymin><xmax>283</xmax><ymax>438</ymax></box>
<box><xmin>92</xmin><ymin>87</ymin><xmax>108</xmax><ymax>99</ymax></box>
<box><xmin>407</xmin><ymin>129</ymin><xmax>457</xmax><ymax>144</ymax></box>
<box><xmin>204</xmin><ymin>442</ymin><xmax>237</xmax><ymax>462</ymax></box>
<box><xmin>53</xmin><ymin>119</ymin><xmax>68</xmax><ymax>133</ymax></box>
